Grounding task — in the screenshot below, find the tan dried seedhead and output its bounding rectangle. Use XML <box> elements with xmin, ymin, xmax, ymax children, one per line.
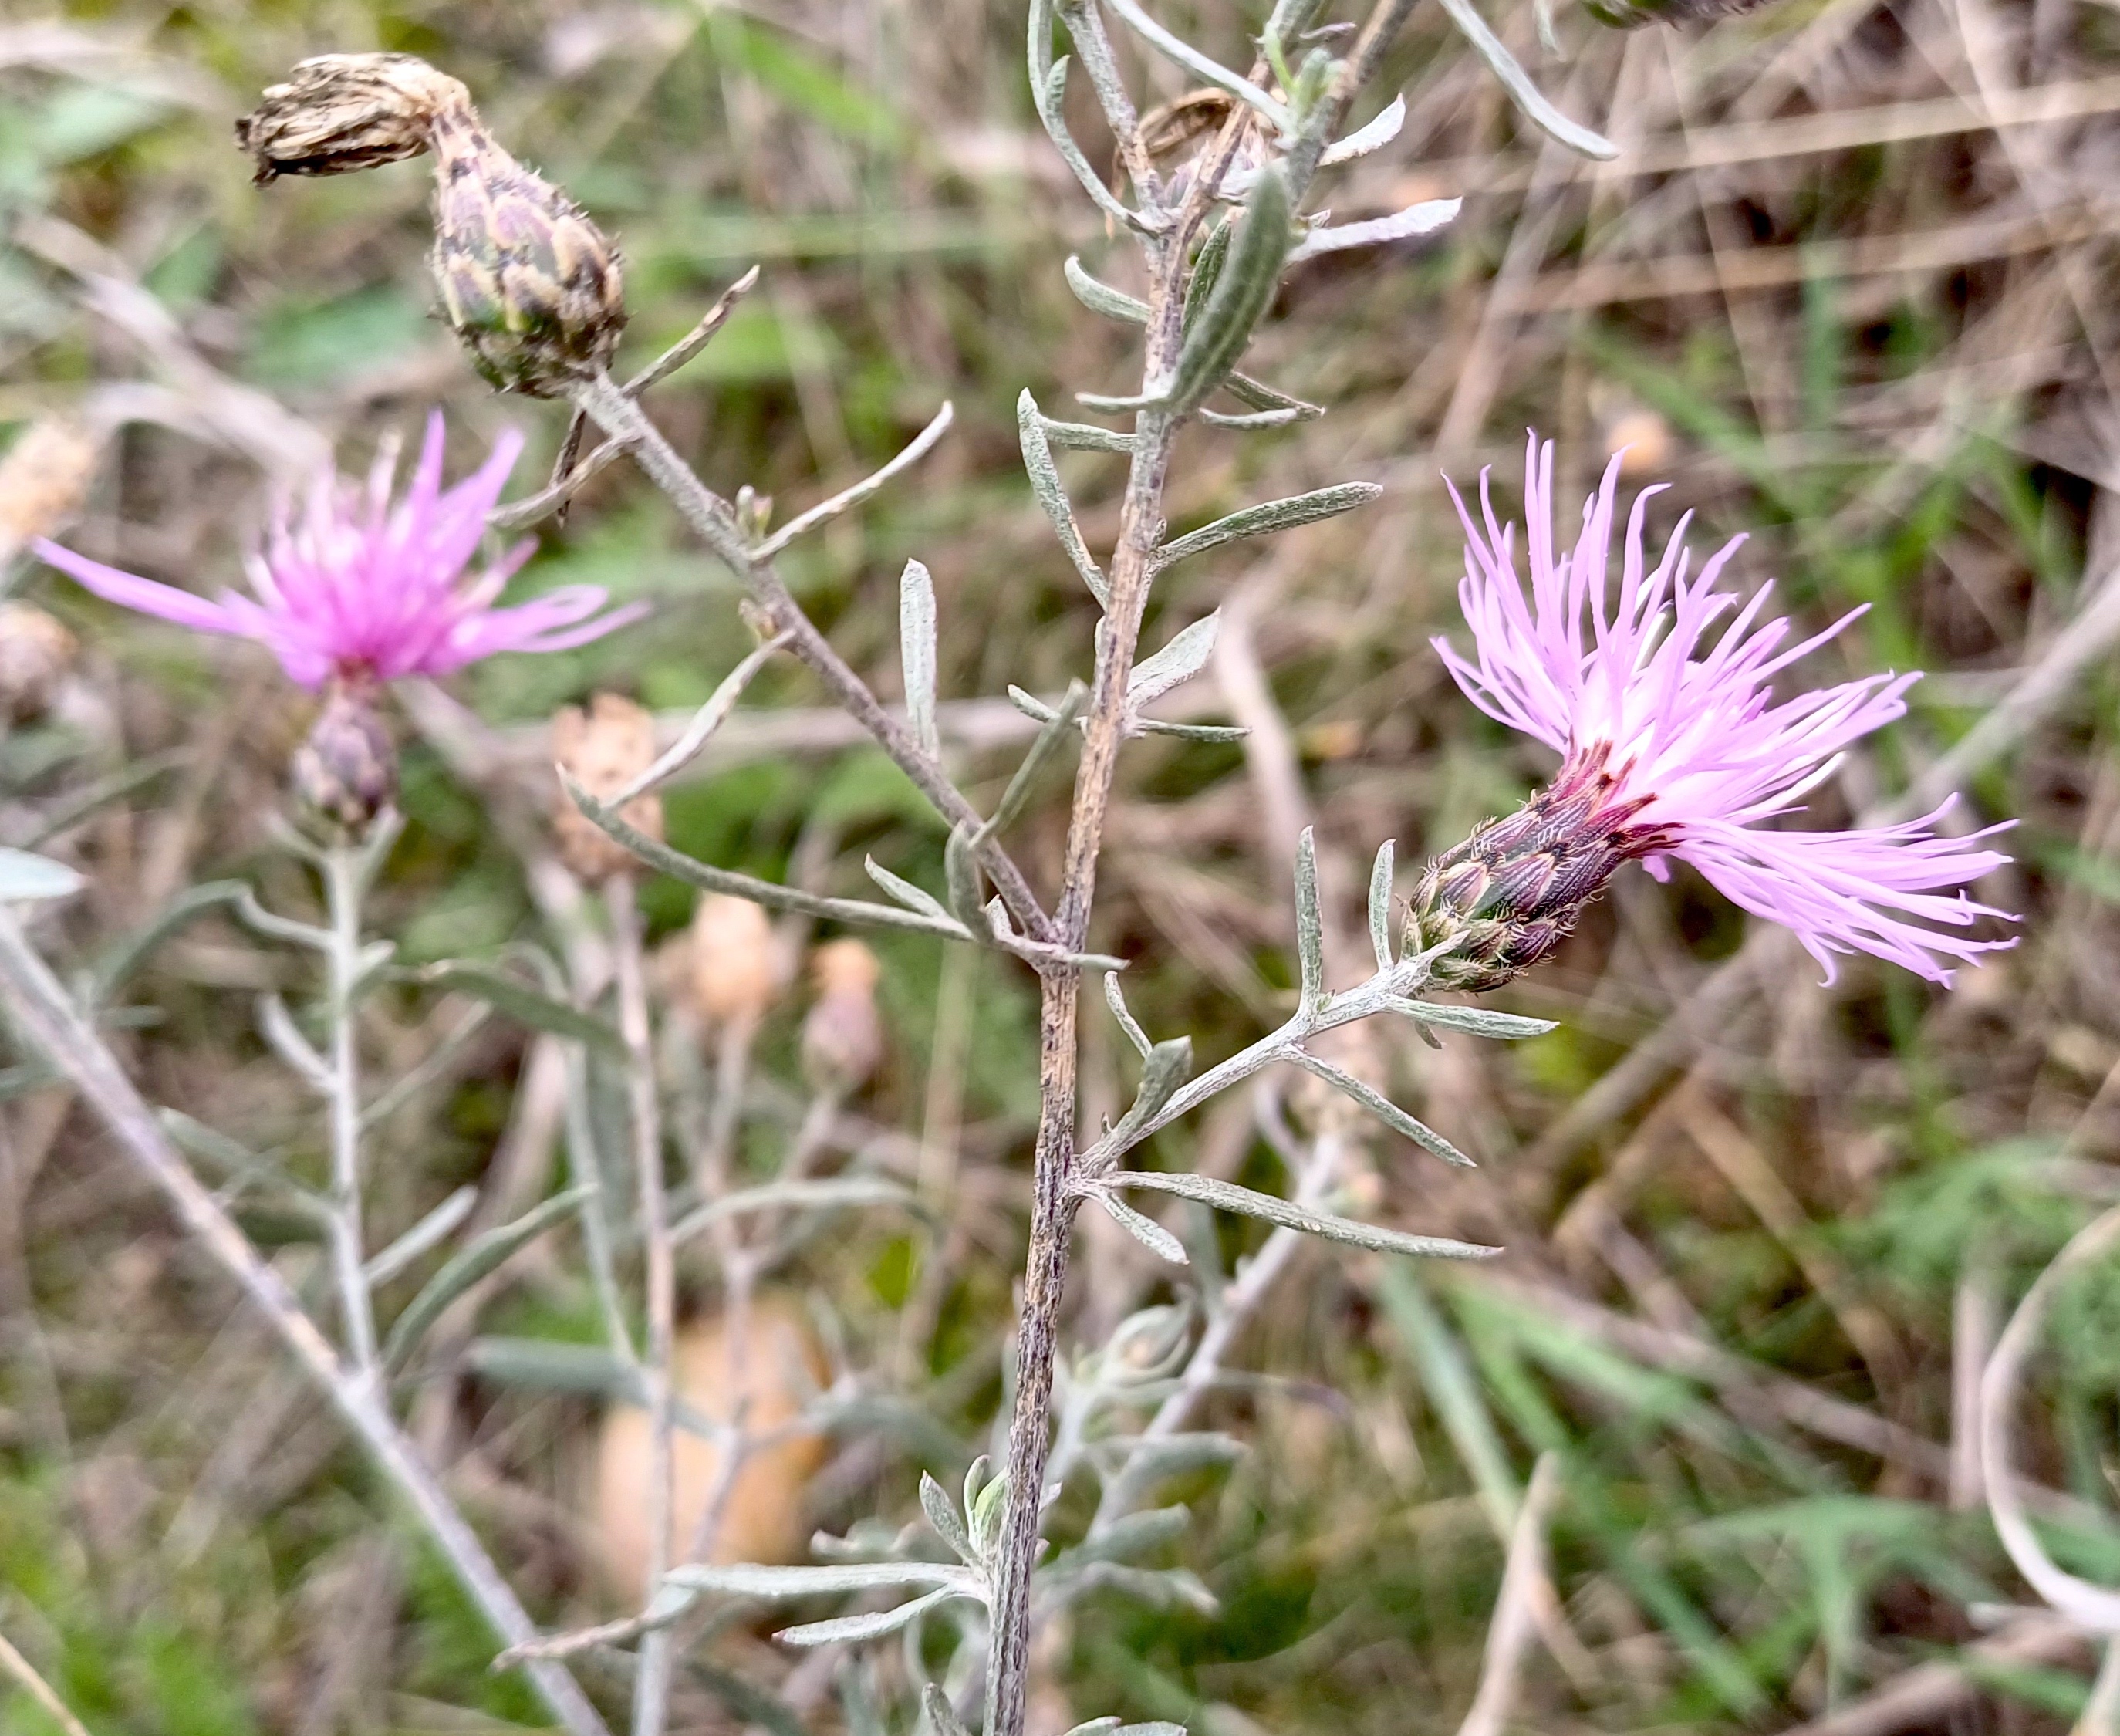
<box><xmin>689</xmin><ymin>893</ymin><xmax>781</xmax><ymax>1031</ymax></box>
<box><xmin>0</xmin><ymin>418</ymin><xmax>99</xmax><ymax>561</ymax></box>
<box><xmin>801</xmin><ymin>939</ymin><xmax>885</xmax><ymax>1096</ymax></box>
<box><xmin>551</xmin><ymin>694</ymin><xmax>663</xmax><ymax>882</ymax></box>
<box><xmin>235</xmin><ymin>52</ymin><xmax>471</xmax><ymax>181</ymax></box>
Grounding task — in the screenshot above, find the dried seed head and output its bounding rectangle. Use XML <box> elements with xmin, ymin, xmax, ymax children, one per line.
<box><xmin>552</xmin><ymin>694</ymin><xmax>662</xmax><ymax>882</ymax></box>
<box><xmin>1405</xmin><ymin>747</ymin><xmax>1669</xmax><ymax>993</ymax></box>
<box><xmin>0</xmin><ymin>419</ymin><xmax>99</xmax><ymax>559</ymax></box>
<box><xmin>0</xmin><ymin>603</ymin><xmax>76</xmax><ymax>724</ymax></box>
<box><xmin>235</xmin><ymin>52</ymin><xmax>471</xmax><ymax>182</ymax></box>
<box><xmin>292</xmin><ymin>678</ymin><xmax>397</xmax><ymax>841</ymax></box>
<box><xmin>801</xmin><ymin>939</ymin><xmax>883</xmax><ymax>1096</ymax></box>
<box><xmin>690</xmin><ymin>893</ymin><xmax>781</xmax><ymax>1029</ymax></box>
<box><xmin>428</xmin><ymin>110</ymin><xmax>626</xmax><ymax>396</ymax></box>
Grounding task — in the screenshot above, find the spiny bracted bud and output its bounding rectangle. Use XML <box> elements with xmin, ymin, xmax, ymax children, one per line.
<box><xmin>292</xmin><ymin>678</ymin><xmax>397</xmax><ymax>842</ymax></box>
<box><xmin>238</xmin><ymin>54</ymin><xmax>626</xmax><ymax>396</ymax></box>
<box><xmin>235</xmin><ymin>52</ymin><xmax>471</xmax><ymax>181</ymax></box>
<box><xmin>1404</xmin><ymin>747</ymin><xmax>1669</xmax><ymax>994</ymax></box>
<box><xmin>552</xmin><ymin>693</ymin><xmax>662</xmax><ymax>883</ymax></box>
<box><xmin>428</xmin><ymin>111</ymin><xmax>626</xmax><ymax>397</ymax></box>
<box><xmin>0</xmin><ymin>603</ymin><xmax>76</xmax><ymax>724</ymax></box>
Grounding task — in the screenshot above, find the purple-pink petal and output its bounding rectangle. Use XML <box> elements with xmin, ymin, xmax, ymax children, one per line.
<box><xmin>1435</xmin><ymin>432</ymin><xmax>2017</xmax><ymax>985</ymax></box>
<box><xmin>34</xmin><ymin>415</ymin><xmax>643</xmax><ymax>691</ymax></box>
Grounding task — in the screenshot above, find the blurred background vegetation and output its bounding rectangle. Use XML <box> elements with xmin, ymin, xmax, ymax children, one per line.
<box><xmin>3</xmin><ymin>0</ymin><xmax>2119</xmax><ymax>1730</ymax></box>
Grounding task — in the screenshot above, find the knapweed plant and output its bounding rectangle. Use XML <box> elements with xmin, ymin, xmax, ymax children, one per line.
<box><xmin>0</xmin><ymin>5</ymin><xmax>2018</xmax><ymax>1736</ymax></box>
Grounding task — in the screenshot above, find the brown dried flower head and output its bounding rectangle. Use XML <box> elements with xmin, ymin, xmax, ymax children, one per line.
<box><xmin>801</xmin><ymin>938</ymin><xmax>884</xmax><ymax>1096</ymax></box>
<box><xmin>292</xmin><ymin>677</ymin><xmax>398</xmax><ymax>842</ymax></box>
<box><xmin>0</xmin><ymin>418</ymin><xmax>99</xmax><ymax>559</ymax></box>
<box><xmin>235</xmin><ymin>52</ymin><xmax>471</xmax><ymax>181</ymax></box>
<box><xmin>552</xmin><ymin>693</ymin><xmax>662</xmax><ymax>882</ymax></box>
<box><xmin>0</xmin><ymin>603</ymin><xmax>77</xmax><ymax>724</ymax></box>
<box><xmin>690</xmin><ymin>893</ymin><xmax>781</xmax><ymax>1030</ymax></box>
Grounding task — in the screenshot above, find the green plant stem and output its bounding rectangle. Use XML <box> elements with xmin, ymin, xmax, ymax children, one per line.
<box><xmin>0</xmin><ymin>909</ymin><xmax>613</xmax><ymax>1736</ymax></box>
<box><xmin>324</xmin><ymin>844</ymin><xmax>379</xmax><ymax>1372</ymax></box>
<box><xmin>609</xmin><ymin>872</ymin><xmax>677</xmax><ymax>1736</ymax></box>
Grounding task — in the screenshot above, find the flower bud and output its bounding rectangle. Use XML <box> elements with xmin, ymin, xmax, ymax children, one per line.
<box><xmin>1405</xmin><ymin>747</ymin><xmax>1667</xmax><ymax>993</ymax></box>
<box><xmin>690</xmin><ymin>893</ymin><xmax>781</xmax><ymax>1030</ymax></box>
<box><xmin>235</xmin><ymin>52</ymin><xmax>471</xmax><ymax>181</ymax></box>
<box><xmin>292</xmin><ymin>679</ymin><xmax>397</xmax><ymax>841</ymax></box>
<box><xmin>0</xmin><ymin>418</ymin><xmax>99</xmax><ymax>561</ymax></box>
<box><xmin>800</xmin><ymin>939</ymin><xmax>883</xmax><ymax>1096</ymax></box>
<box><xmin>428</xmin><ymin>111</ymin><xmax>626</xmax><ymax>397</ymax></box>
<box><xmin>0</xmin><ymin>603</ymin><xmax>76</xmax><ymax>724</ymax></box>
<box><xmin>552</xmin><ymin>694</ymin><xmax>662</xmax><ymax>883</ymax></box>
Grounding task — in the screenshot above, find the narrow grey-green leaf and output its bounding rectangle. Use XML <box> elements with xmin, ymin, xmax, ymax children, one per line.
<box><xmin>1293</xmin><ymin>826</ymin><xmax>1325</xmax><ymax>1008</ymax></box>
<box><xmin>899</xmin><ymin>559</ymin><xmax>941</xmax><ymax>760</ymax></box>
<box><xmin>1030</xmin><ymin>22</ymin><xmax>1148</xmax><ymax>233</ymax></box>
<box><xmin>1434</xmin><ymin>0</ymin><xmax>1618</xmax><ymax>160</ymax></box>
<box><xmin>465</xmin><ymin>1336</ymin><xmax>646</xmax><ymax>1401</ymax></box>
<box><xmin>943</xmin><ymin>826</ymin><xmax>987</xmax><ymax>932</ymax></box>
<box><xmin>1181</xmin><ymin>220</ymin><xmax>1231</xmax><ymax>336</ymax></box>
<box><xmin>775</xmin><ymin>1589</ymin><xmax>964</xmax><ymax>1644</ymax></box>
<box><xmin>673</xmin><ymin>1176</ymin><xmax>920</xmax><ymax>1245</ymax></box>
<box><xmin>1137</xmin><ymin>718</ymin><xmax>1250</xmax><ymax>742</ymax></box>
<box><xmin>1098</xmin><ymin>0</ymin><xmax>1292</xmax><ymax>130</ymax></box>
<box><xmin>1103</xmin><ymin>971</ymin><xmax>1152</xmax><ymax>1057</ymax></box>
<box><xmin>409</xmin><ymin>961</ymin><xmax>623</xmax><ymax>1055</ymax></box>
<box><xmin>1112</xmin><ymin>1432</ymin><xmax>1245</xmax><ymax>1479</ymax></box>
<box><xmin>1368</xmin><ymin>840</ymin><xmax>1396</xmax><ymax>973</ymax></box>
<box><xmin>1039</xmin><ymin>415</ymin><xmax>1139</xmax><ymax>453</ymax></box>
<box><xmin>384</xmin><ymin>1187</ymin><xmax>592</xmax><ymax>1372</ymax></box>
<box><xmin>563</xmin><ymin>776</ymin><xmax>969</xmax><ymax>941</ymax></box>
<box><xmin>974</xmin><ymin>678</ymin><xmax>1088</xmax><ymax>847</ymax></box>
<box><xmin>1127</xmin><ymin>613</ymin><xmax>1220</xmax><ymax>708</ymax></box>
<box><xmin>1288</xmin><ymin>198</ymin><xmax>1461</xmax><ymax>264</ymax></box>
<box><xmin>1153</xmin><ymin>484</ymin><xmax>1381</xmax><ymax>569</ymax></box>
<box><xmin>668</xmin><ymin>1561</ymin><xmax>976</xmax><ymax>1597</ymax></box>
<box><xmin>863</xmin><ymin>858</ymin><xmax>953</xmax><ymax>924</ymax></box>
<box><xmin>925</xmin><ymin>1684</ymin><xmax>977</xmax><ymax>1736</ymax></box>
<box><xmin>1068</xmin><ymin>1506</ymin><xmax>1190</xmax><ymax>1565</ymax></box>
<box><xmin>0</xmin><ymin>847</ymin><xmax>83</xmax><ymax>903</ymax></box>
<box><xmin>1168</xmin><ymin>164</ymin><xmax>1291</xmax><ymax>416</ymax></box>
<box><xmin>1018</xmin><ymin>390</ymin><xmax>1109</xmax><ymax>606</ymax></box>
<box><xmin>1384</xmin><ymin>997</ymin><xmax>1558</xmax><ymax>1040</ymax></box>
<box><xmin>1288</xmin><ymin>1050</ymin><xmax>1477</xmax><ymax>1168</ymax></box>
<box><xmin>364</xmin><ymin>1184</ymin><xmax>477</xmax><ymax>1286</ymax></box>
<box><xmin>1112</xmin><ymin>1035</ymin><xmax>1193</xmax><ymax>1145</ymax></box>
<box><xmin>90</xmin><ymin>880</ymin><xmax>246</xmax><ymax>1001</ymax></box>
<box><xmin>1198</xmin><ymin>405</ymin><xmax>1305</xmax><ymax>431</ymax></box>
<box><xmin>1109</xmin><ymin>1169</ymin><xmax>1499</xmax><ymax>1261</ymax></box>
<box><xmin>920</xmin><ymin>1472</ymin><xmax>977</xmax><ymax>1564</ymax></box>
<box><xmin>258</xmin><ymin>993</ymin><xmax>332</xmax><ymax>1093</ymax></box>
<box><xmin>1062</xmin><ymin>257</ymin><xmax>1150</xmax><ymax>324</ymax></box>
<box><xmin>1092</xmin><ymin>1189</ymin><xmax>1189</xmax><ymax>1265</ymax></box>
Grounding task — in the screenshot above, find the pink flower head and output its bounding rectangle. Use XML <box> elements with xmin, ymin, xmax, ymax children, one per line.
<box><xmin>1433</xmin><ymin>433</ymin><xmax>2016</xmax><ymax>985</ymax></box>
<box><xmin>35</xmin><ymin>413</ymin><xmax>644</xmax><ymax>691</ymax></box>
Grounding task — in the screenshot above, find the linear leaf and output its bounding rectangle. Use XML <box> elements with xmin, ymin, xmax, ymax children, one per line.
<box><xmin>1062</xmin><ymin>256</ymin><xmax>1149</xmax><ymax>325</ymax></box>
<box><xmin>900</xmin><ymin>559</ymin><xmax>941</xmax><ymax>759</ymax></box>
<box><xmin>0</xmin><ymin>847</ymin><xmax>82</xmax><ymax>903</ymax></box>
<box><xmin>1434</xmin><ymin>0</ymin><xmax>1617</xmax><ymax>159</ymax></box>
<box><xmin>465</xmin><ymin>1336</ymin><xmax>646</xmax><ymax>1401</ymax></box>
<box><xmin>1103</xmin><ymin>972</ymin><xmax>1152</xmax><ymax>1057</ymax></box>
<box><xmin>975</xmin><ymin>678</ymin><xmax>1087</xmax><ymax>847</ymax></box>
<box><xmin>668</xmin><ymin>1560</ymin><xmax>977</xmax><ymax>1597</ymax></box>
<box><xmin>1018</xmin><ymin>390</ymin><xmax>1109</xmax><ymax>605</ymax></box>
<box><xmin>1384</xmin><ymin>997</ymin><xmax>1558</xmax><ymax>1040</ymax></box>
<box><xmin>1038</xmin><ymin>415</ymin><xmax>1139</xmax><ymax>453</ymax></box>
<box><xmin>673</xmin><ymin>1176</ymin><xmax>920</xmax><ymax>1245</ymax></box>
<box><xmin>920</xmin><ymin>1472</ymin><xmax>977</xmax><ymax>1564</ymax></box>
<box><xmin>1288</xmin><ymin>1050</ymin><xmax>1476</xmax><ymax>1167</ymax></box>
<box><xmin>1293</xmin><ymin>827</ymin><xmax>1325</xmax><ymax>1008</ymax></box>
<box><xmin>411</xmin><ymin>961</ymin><xmax>622</xmax><ymax>1055</ymax></box>
<box><xmin>1181</xmin><ymin>219</ymin><xmax>1231</xmax><ymax>336</ymax></box>
<box><xmin>772</xmin><ymin>1586</ymin><xmax>969</xmax><ymax>1646</ymax></box>
<box><xmin>1289</xmin><ymin>198</ymin><xmax>1461</xmax><ymax>263</ymax></box>
<box><xmin>1153</xmin><ymin>483</ymin><xmax>1381</xmax><ymax>568</ymax></box>
<box><xmin>864</xmin><ymin>858</ymin><xmax>953</xmax><ymax>924</ymax></box>
<box><xmin>1167</xmin><ymin>164</ymin><xmax>1291</xmax><ymax>416</ymax></box>
<box><xmin>364</xmin><ymin>1184</ymin><xmax>477</xmax><ymax>1286</ymax></box>
<box><xmin>383</xmin><ymin>1187</ymin><xmax>592</xmax><ymax>1372</ymax></box>
<box><xmin>1368</xmin><ymin>839</ymin><xmax>1396</xmax><ymax>973</ymax></box>
<box><xmin>944</xmin><ymin>826</ymin><xmax>987</xmax><ymax>933</ymax></box>
<box><xmin>258</xmin><ymin>994</ymin><xmax>332</xmax><ymax>1093</ymax></box>
<box><xmin>1092</xmin><ymin>1189</ymin><xmax>1189</xmax><ymax>1265</ymax></box>
<box><xmin>91</xmin><ymin>880</ymin><xmax>247</xmax><ymax>1001</ymax></box>
<box><xmin>1110</xmin><ymin>1035</ymin><xmax>1193</xmax><ymax>1146</ymax></box>
<box><xmin>1108</xmin><ymin>1169</ymin><xmax>1500</xmax><ymax>1261</ymax></box>
<box><xmin>1127</xmin><ymin>612</ymin><xmax>1220</xmax><ymax>707</ymax></box>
